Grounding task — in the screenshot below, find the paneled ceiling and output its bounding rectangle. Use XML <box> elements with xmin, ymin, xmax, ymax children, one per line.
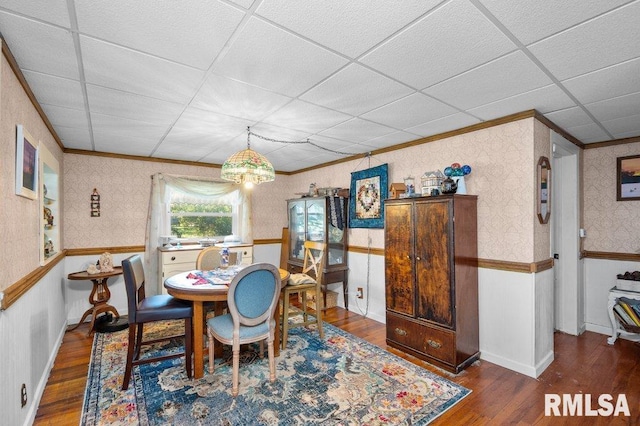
<box><xmin>1</xmin><ymin>1</ymin><xmax>639</xmax><ymax>172</ymax></box>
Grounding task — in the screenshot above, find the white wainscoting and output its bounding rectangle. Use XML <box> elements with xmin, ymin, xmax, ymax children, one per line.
<box><xmin>0</xmin><ymin>261</ymin><xmax>67</xmax><ymax>426</ymax></box>
<box><xmin>478</xmin><ymin>267</ymin><xmax>555</xmax><ymax>378</ymax></box>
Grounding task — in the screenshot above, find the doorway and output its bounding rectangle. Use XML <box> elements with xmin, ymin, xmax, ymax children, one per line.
<box><xmin>551</xmin><ymin>131</ymin><xmax>583</xmax><ymax>335</ymax></box>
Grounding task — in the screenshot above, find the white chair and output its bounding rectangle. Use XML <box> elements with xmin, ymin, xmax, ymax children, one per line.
<box><xmin>206</xmin><ymin>263</ymin><xmax>282</xmax><ymax>397</ymax></box>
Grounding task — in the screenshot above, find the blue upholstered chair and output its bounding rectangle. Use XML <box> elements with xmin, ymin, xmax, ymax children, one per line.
<box><xmin>206</xmin><ymin>263</ymin><xmax>282</xmax><ymax>397</ymax></box>
<box><xmin>121</xmin><ymin>254</ymin><xmax>193</xmax><ymax>390</ymax></box>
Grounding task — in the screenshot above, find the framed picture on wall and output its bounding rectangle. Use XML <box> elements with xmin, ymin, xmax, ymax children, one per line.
<box><xmin>617</xmin><ymin>155</ymin><xmax>640</xmax><ymax>201</ymax></box>
<box><xmin>349</xmin><ymin>163</ymin><xmax>388</xmax><ymax>228</ymax></box>
<box><xmin>15</xmin><ymin>124</ymin><xmax>39</xmax><ymax>200</ymax></box>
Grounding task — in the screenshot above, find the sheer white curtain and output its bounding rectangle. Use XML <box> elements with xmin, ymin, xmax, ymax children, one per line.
<box><xmin>144</xmin><ymin>173</ymin><xmax>252</xmax><ymax>295</ymax></box>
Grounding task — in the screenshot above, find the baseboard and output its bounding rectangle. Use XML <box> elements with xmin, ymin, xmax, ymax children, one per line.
<box><xmin>534</xmin><ymin>350</ymin><xmax>554</xmax><ymax>377</ymax></box>
<box><xmin>480</xmin><ymin>349</ymin><xmax>539</xmax><ymax>378</ymax></box>
<box><xmin>24</xmin><ymin>320</ymin><xmax>67</xmax><ymax>426</ymax></box>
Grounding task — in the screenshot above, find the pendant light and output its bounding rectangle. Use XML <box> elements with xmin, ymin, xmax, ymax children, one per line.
<box><xmin>221</xmin><ymin>127</ymin><xmax>275</xmax><ymax>187</ymax></box>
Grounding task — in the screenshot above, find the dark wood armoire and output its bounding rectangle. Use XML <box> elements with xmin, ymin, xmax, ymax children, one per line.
<box><xmin>384</xmin><ymin>194</ymin><xmax>479</xmax><ymax>373</ymax></box>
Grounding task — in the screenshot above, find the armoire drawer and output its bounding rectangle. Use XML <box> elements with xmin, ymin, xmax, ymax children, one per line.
<box><xmin>386</xmin><ymin>313</ymin><xmax>456</xmax><ymax>365</ymax></box>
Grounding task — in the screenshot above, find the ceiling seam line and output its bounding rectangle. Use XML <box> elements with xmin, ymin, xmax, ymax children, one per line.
<box><xmin>469</xmin><ymin>0</ymin><xmax>613</xmax><ymax>141</ymax></box>
<box><xmin>66</xmin><ymin>0</ymin><xmax>96</xmax><ymax>150</ymax></box>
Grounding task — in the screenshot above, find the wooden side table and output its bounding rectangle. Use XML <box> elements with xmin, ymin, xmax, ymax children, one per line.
<box><xmin>67</xmin><ymin>266</ymin><xmax>123</xmax><ymax>335</ymax></box>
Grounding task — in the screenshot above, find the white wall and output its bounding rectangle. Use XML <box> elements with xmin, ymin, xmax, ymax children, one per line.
<box><xmin>0</xmin><ymin>262</ymin><xmax>67</xmax><ymax>426</ymax></box>
<box><xmin>478</xmin><ymin>267</ymin><xmax>554</xmax><ymax>378</ymax></box>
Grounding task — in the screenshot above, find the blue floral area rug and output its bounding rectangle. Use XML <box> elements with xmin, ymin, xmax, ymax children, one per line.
<box><xmin>81</xmin><ymin>320</ymin><xmax>470</xmax><ymax>425</ymax></box>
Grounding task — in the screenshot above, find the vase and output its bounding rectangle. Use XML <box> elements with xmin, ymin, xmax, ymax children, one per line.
<box><xmin>454</xmin><ymin>176</ymin><xmax>467</xmax><ymax>194</ymax></box>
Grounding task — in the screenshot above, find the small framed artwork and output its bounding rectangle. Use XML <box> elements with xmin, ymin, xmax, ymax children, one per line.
<box><xmin>617</xmin><ymin>155</ymin><xmax>640</xmax><ymax>201</ymax></box>
<box><xmin>15</xmin><ymin>124</ymin><xmax>39</xmax><ymax>200</ymax></box>
<box><xmin>349</xmin><ymin>163</ymin><xmax>388</xmax><ymax>228</ymax></box>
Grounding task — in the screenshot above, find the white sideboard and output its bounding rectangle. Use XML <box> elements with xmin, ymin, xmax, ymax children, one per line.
<box><xmin>158</xmin><ymin>244</ymin><xmax>253</xmax><ymax>294</ymax></box>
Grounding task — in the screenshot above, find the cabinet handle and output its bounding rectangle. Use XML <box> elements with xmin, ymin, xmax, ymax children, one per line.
<box><xmin>394</xmin><ymin>328</ymin><xmax>408</xmax><ymax>336</ymax></box>
<box><xmin>416</xmin><ymin>256</ymin><xmax>421</xmax><ymax>261</ymax></box>
<box><xmin>426</xmin><ymin>339</ymin><xmax>442</xmax><ymax>349</ymax></box>
<box><xmin>171</xmin><ymin>256</ymin><xmax>176</xmax><ymax>261</ymax></box>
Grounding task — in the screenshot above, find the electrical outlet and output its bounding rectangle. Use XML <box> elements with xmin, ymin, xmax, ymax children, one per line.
<box><xmin>21</xmin><ymin>383</ymin><xmax>27</xmax><ymax>407</ymax></box>
<box><xmin>357</xmin><ymin>287</ymin><xmax>363</xmax><ymax>299</ymax></box>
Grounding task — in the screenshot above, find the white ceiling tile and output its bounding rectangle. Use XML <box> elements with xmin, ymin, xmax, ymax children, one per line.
<box><xmin>528</xmin><ymin>1</ymin><xmax>640</xmax><ymax>80</ymax></box>
<box><xmin>22</xmin><ymin>71</ymin><xmax>85</xmax><ymax>110</ymax></box>
<box><xmin>317</xmin><ymin>118</ymin><xmax>396</xmax><ymax>143</ymax></box>
<box><xmin>300</xmin><ymin>64</ymin><xmax>413</xmax><ymax>115</ymax></box>
<box><xmin>40</xmin><ymin>104</ymin><xmax>89</xmax><ymax>129</ymax></box>
<box><xmin>90</xmin><ymin>113</ymin><xmax>169</xmax><ymax>144</ymax></box>
<box><xmin>478</xmin><ymin>0</ymin><xmax>631</xmax><ymax>45</ymax></box>
<box><xmin>468</xmin><ymin>84</ymin><xmax>576</xmax><ymax>120</ymax></box>
<box><xmin>86</xmin><ymin>85</ymin><xmax>184</xmax><ymax>127</ymax></box>
<box><xmin>406</xmin><ymin>113</ymin><xmax>481</xmax><ymax>137</ymax></box>
<box><xmin>261</xmin><ymin>100</ymin><xmax>351</xmax><ymax>133</ymax></box>
<box><xmin>361</xmin><ymin>93</ymin><xmax>458</xmax><ymax>129</ymax></box>
<box><xmin>586</xmin><ymin>92</ymin><xmax>640</xmax><ymax>123</ymax></box>
<box><xmin>601</xmin><ymin>113</ymin><xmax>640</xmax><ymax>138</ymax></box>
<box><xmin>360</xmin><ymin>0</ymin><xmax>515</xmax><ymax>88</ymax></box>
<box><xmin>213</xmin><ymin>17</ymin><xmax>348</xmax><ymax>97</ymax></box>
<box><xmin>0</xmin><ymin>12</ymin><xmax>78</xmax><ymax>78</ymax></box>
<box><xmin>80</xmin><ymin>36</ymin><xmax>205</xmax><ymax>104</ymax></box>
<box><xmin>424</xmin><ymin>51</ymin><xmax>552</xmax><ymax>110</ymax></box>
<box><xmin>228</xmin><ymin>0</ymin><xmax>255</xmax><ymax>9</ymax></box>
<box><xmin>562</xmin><ymin>57</ymin><xmax>640</xmax><ymax>105</ymax></box>
<box><xmin>171</xmin><ymin>107</ymin><xmax>253</xmax><ymax>137</ymax></box>
<box><xmin>544</xmin><ymin>107</ymin><xmax>597</xmax><ymax>130</ymax></box>
<box><xmin>360</xmin><ymin>131</ymin><xmax>424</xmax><ymax>150</ymax></box>
<box><xmin>74</xmin><ymin>0</ymin><xmax>245</xmax><ymax>70</ymax></box>
<box><xmin>94</xmin><ymin>133</ymin><xmax>159</xmax><ymax>156</ymax></box>
<box><xmin>256</xmin><ymin>0</ymin><xmax>441</xmax><ymax>58</ymax></box>
<box><xmin>565</xmin><ymin>122</ymin><xmax>610</xmax><ymax>143</ymax></box>
<box><xmin>154</xmin><ymin>129</ymin><xmax>219</xmax><ymax>161</ymax></box>
<box><xmin>0</xmin><ymin>0</ymin><xmax>70</xmax><ymax>27</ymax></box>
<box><xmin>192</xmin><ymin>73</ymin><xmax>292</xmax><ymax>121</ymax></box>
<box><xmin>53</xmin><ymin>126</ymin><xmax>92</xmax><ymax>150</ymax></box>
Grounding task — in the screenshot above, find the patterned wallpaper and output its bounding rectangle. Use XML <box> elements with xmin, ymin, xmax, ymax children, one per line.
<box><xmin>62</xmin><ymin>155</ymin><xmax>293</xmax><ymax>248</ymax></box>
<box><xmin>533</xmin><ymin>120</ymin><xmax>552</xmax><ymax>262</ymax></box>
<box><xmin>1</xmin><ymin>54</ymin><xmax>64</xmax><ymax>291</ymax></box>
<box><xmin>293</xmin><ymin>119</ymin><xmax>543</xmax><ymax>263</ymax></box>
<box><xmin>583</xmin><ymin>141</ymin><xmax>640</xmax><ymax>254</ymax></box>
<box><xmin>62</xmin><ymin>119</ymin><xmax>544</xmax><ymax>263</ymax></box>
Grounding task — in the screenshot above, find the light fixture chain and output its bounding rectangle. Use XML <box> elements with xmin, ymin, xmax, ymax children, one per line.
<box><xmin>248</xmin><ymin>130</ymin><xmax>358</xmax><ymax>156</ymax></box>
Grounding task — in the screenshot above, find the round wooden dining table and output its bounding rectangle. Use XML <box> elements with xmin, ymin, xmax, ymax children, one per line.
<box><xmin>164</xmin><ymin>267</ymin><xmax>290</xmax><ymax>379</ymax></box>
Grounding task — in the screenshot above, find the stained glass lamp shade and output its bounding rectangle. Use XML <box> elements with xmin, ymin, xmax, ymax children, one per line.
<box><xmin>220</xmin><ymin>147</ymin><xmax>275</xmax><ymax>185</ymax></box>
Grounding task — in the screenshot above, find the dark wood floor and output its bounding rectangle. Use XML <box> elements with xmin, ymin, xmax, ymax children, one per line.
<box><xmin>35</xmin><ymin>307</ymin><xmax>640</xmax><ymax>425</ymax></box>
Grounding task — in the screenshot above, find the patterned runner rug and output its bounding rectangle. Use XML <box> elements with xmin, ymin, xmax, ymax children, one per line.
<box><xmin>81</xmin><ymin>320</ymin><xmax>470</xmax><ymax>425</ymax></box>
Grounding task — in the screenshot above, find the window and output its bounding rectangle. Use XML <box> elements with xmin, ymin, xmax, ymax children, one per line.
<box><xmin>167</xmin><ymin>188</ymin><xmax>241</xmax><ymax>240</ymax></box>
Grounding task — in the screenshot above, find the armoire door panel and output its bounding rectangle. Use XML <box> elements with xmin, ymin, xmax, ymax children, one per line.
<box><xmin>384</xmin><ymin>203</ymin><xmax>415</xmax><ymax>316</ymax></box>
<box><xmin>415</xmin><ymin>201</ymin><xmax>453</xmax><ymax>327</ymax></box>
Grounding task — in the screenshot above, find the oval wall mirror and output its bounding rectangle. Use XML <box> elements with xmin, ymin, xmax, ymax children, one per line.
<box><xmin>537</xmin><ymin>156</ymin><xmax>551</xmax><ymax>224</ymax></box>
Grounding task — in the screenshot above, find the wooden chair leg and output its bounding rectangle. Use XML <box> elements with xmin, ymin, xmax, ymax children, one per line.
<box><xmin>122</xmin><ymin>324</ymin><xmax>137</xmax><ymax>390</ymax></box>
<box><xmin>134</xmin><ymin>323</ymin><xmax>144</xmax><ymax>360</ymax></box>
<box><xmin>268</xmin><ymin>338</ymin><xmax>276</xmax><ymax>383</ymax></box>
<box><xmin>207</xmin><ymin>328</ymin><xmax>215</xmax><ymax>374</ymax></box>
<box><xmin>184</xmin><ymin>317</ymin><xmax>192</xmax><ymax>379</ymax></box>
<box><xmin>282</xmin><ymin>290</ymin><xmax>290</xmax><ymax>350</ymax></box>
<box><xmin>232</xmin><ymin>346</ymin><xmax>240</xmax><ymax>397</ymax></box>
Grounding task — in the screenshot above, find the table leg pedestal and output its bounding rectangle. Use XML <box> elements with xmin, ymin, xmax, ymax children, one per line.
<box><xmin>67</xmin><ymin>278</ymin><xmax>120</xmax><ymax>335</ymax></box>
<box><xmin>193</xmin><ymin>301</ymin><xmax>205</xmax><ymax>379</ymax></box>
